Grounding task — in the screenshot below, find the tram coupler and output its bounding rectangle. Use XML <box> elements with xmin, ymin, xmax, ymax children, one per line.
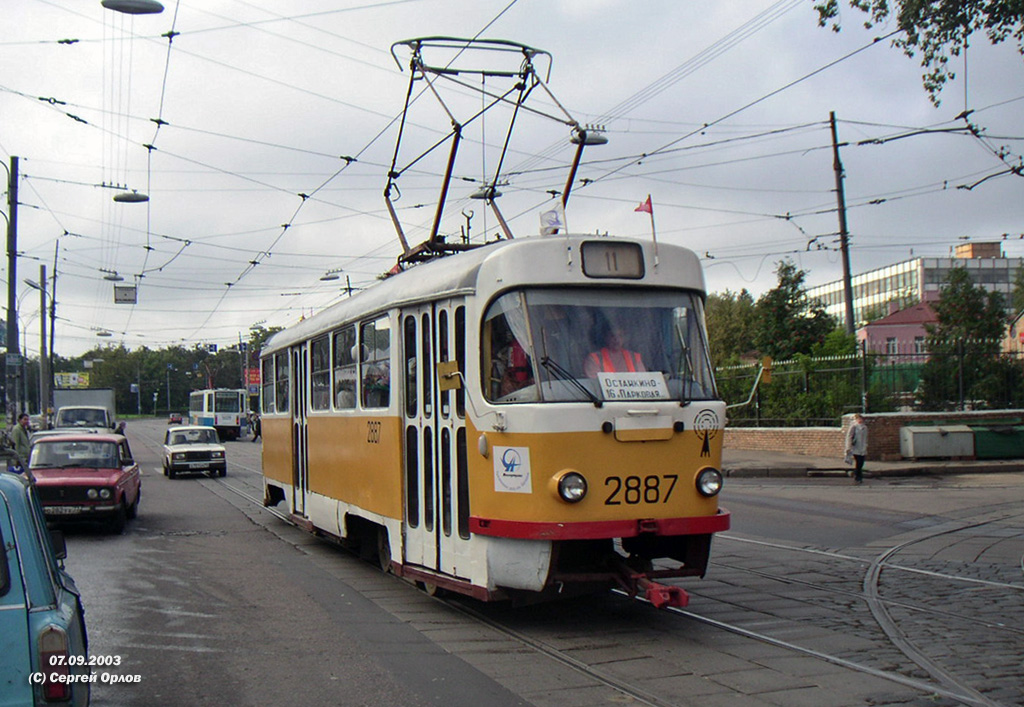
<box><xmin>637</xmin><ymin>576</ymin><xmax>689</xmax><ymax>609</ymax></box>
<box><xmin>608</xmin><ymin>554</ymin><xmax>689</xmax><ymax>609</ymax></box>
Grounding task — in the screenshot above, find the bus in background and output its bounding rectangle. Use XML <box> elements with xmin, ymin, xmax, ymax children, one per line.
<box><xmin>189</xmin><ymin>388</ymin><xmax>247</xmax><ymax>440</ymax></box>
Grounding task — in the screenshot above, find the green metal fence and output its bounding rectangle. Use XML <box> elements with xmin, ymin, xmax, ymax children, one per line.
<box><xmin>718</xmin><ymin>348</ymin><xmax>1024</xmax><ymax>427</ymax></box>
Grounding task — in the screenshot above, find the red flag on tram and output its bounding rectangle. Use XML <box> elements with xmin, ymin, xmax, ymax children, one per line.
<box><xmin>635</xmin><ymin>195</ymin><xmax>653</xmax><ymax>214</ymax></box>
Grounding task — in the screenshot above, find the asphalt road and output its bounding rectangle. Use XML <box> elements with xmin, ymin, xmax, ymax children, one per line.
<box><xmin>61</xmin><ymin>419</ymin><xmax>527</xmax><ymax>707</ymax></box>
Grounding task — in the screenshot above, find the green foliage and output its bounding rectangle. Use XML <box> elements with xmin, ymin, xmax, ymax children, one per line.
<box><xmin>704</xmin><ymin>289</ymin><xmax>756</xmax><ymax>368</ymax></box>
<box><xmin>753</xmin><ymin>260</ymin><xmax>836</xmax><ymax>360</ymax></box>
<box><xmin>812</xmin><ymin>328</ymin><xmax>858</xmax><ymax>357</ymax></box>
<box><xmin>815</xmin><ymin>0</ymin><xmax>1024</xmax><ymax>104</ymax></box>
<box><xmin>50</xmin><ymin>324</ymin><xmax>280</xmax><ymax>415</ymax></box>
<box><xmin>925</xmin><ymin>267</ymin><xmax>1006</xmax><ymax>350</ymax></box>
<box><xmin>1012</xmin><ymin>267</ymin><xmax>1024</xmax><ymax>313</ymax></box>
<box><xmin>918</xmin><ymin>267</ymin><xmax>1013</xmax><ymax>408</ymax></box>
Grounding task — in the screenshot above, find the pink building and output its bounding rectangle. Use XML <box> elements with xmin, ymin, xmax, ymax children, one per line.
<box><xmin>856</xmin><ymin>300</ymin><xmax>937</xmax><ymax>360</ymax></box>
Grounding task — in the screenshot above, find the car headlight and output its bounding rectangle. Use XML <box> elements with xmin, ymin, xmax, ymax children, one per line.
<box><xmin>696</xmin><ymin>468</ymin><xmax>723</xmax><ymax>497</ymax></box>
<box><xmin>557</xmin><ymin>472</ymin><xmax>588</xmax><ymax>503</ymax></box>
<box><xmin>87</xmin><ymin>488</ymin><xmax>98</xmax><ymax>500</ymax></box>
<box><xmin>211</xmin><ymin>451</ymin><xmax>224</xmax><ymax>459</ymax></box>
<box><xmin>172</xmin><ymin>452</ymin><xmax>186</xmax><ymax>461</ymax></box>
<box><xmin>99</xmin><ymin>488</ymin><xmax>112</xmax><ymax>500</ymax></box>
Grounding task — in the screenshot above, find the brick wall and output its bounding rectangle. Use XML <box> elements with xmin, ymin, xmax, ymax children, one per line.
<box><xmin>725</xmin><ymin>410</ymin><xmax>1024</xmax><ymax>460</ymax></box>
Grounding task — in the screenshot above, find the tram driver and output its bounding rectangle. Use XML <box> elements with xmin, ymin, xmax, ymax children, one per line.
<box><xmin>583</xmin><ymin>317</ymin><xmax>647</xmax><ymax>377</ymax></box>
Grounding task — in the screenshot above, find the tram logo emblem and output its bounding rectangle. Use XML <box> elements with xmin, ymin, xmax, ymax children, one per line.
<box><xmin>494</xmin><ymin>446</ymin><xmax>532</xmax><ymax>494</ymax></box>
<box><xmin>693</xmin><ymin>409</ymin><xmax>720</xmax><ymax>458</ymax></box>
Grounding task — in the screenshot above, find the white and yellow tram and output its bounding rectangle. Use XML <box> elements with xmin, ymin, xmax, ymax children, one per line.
<box><xmin>260</xmin><ymin>235</ymin><xmax>729</xmax><ymax>607</ymax></box>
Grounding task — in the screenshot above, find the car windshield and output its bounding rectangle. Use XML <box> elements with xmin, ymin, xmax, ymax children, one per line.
<box><xmin>170</xmin><ymin>429</ymin><xmax>219</xmax><ymax>445</ymax></box>
<box><xmin>62</xmin><ymin>409</ymin><xmax>107</xmax><ymax>426</ymax></box>
<box><xmin>482</xmin><ymin>287</ymin><xmax>717</xmax><ymax>404</ymax></box>
<box><xmin>30</xmin><ymin>440</ymin><xmax>118</xmax><ymax>469</ymax></box>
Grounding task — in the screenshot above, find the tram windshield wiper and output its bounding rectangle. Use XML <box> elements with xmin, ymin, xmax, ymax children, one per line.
<box><xmin>540</xmin><ymin>356</ymin><xmax>602</xmax><ymax>407</ymax></box>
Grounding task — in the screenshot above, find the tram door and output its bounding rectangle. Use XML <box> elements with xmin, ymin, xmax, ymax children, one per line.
<box><xmin>291</xmin><ymin>344</ymin><xmax>309</xmax><ymax>517</ymax></box>
<box><xmin>402</xmin><ymin>300</ymin><xmax>471</xmax><ymax>579</ymax></box>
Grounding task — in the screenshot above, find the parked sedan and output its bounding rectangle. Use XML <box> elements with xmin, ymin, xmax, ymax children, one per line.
<box><xmin>163</xmin><ymin>425</ymin><xmax>227</xmax><ymax>479</ymax></box>
<box><xmin>0</xmin><ymin>468</ymin><xmax>90</xmax><ymax>706</ymax></box>
<box><xmin>28</xmin><ymin>434</ymin><xmax>142</xmax><ymax>534</ymax></box>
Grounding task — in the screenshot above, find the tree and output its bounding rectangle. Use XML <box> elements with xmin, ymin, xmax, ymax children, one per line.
<box><xmin>918</xmin><ymin>267</ymin><xmax>1016</xmax><ymax>408</ymax></box>
<box><xmin>705</xmin><ymin>289</ymin><xmax>756</xmax><ymax>367</ymax></box>
<box><xmin>753</xmin><ymin>260</ymin><xmax>836</xmax><ymax>360</ymax></box>
<box><xmin>815</xmin><ymin>0</ymin><xmax>1024</xmax><ymax>103</ymax></box>
<box><xmin>1012</xmin><ymin>265</ymin><xmax>1024</xmax><ymax>313</ymax></box>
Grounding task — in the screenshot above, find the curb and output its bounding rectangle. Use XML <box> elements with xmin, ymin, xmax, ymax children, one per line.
<box><xmin>724</xmin><ymin>464</ymin><xmax>1024</xmax><ymax>479</ymax></box>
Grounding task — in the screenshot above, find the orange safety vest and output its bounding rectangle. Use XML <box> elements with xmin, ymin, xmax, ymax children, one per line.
<box><xmin>589</xmin><ymin>348</ymin><xmax>641</xmax><ymax>373</ymax></box>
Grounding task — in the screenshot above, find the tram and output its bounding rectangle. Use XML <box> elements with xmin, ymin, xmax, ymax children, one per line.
<box><xmin>260</xmin><ymin>235</ymin><xmax>730</xmax><ymax>607</ymax></box>
<box><xmin>188</xmin><ymin>388</ymin><xmax>247</xmax><ymax>440</ymax></box>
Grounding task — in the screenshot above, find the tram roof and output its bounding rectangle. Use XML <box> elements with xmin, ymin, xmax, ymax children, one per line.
<box><xmin>262</xmin><ymin>235</ymin><xmax>703</xmax><ymax>355</ymax></box>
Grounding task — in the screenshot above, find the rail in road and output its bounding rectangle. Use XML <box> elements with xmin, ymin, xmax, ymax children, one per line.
<box><xmin>63</xmin><ymin>419</ymin><xmax>1024</xmax><ymax>706</ymax></box>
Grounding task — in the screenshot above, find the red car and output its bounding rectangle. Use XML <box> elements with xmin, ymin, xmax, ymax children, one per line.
<box><xmin>28</xmin><ymin>433</ymin><xmax>142</xmax><ymax>534</ymax></box>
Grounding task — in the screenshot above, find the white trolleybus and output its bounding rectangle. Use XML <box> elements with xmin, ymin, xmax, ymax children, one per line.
<box><xmin>189</xmin><ymin>388</ymin><xmax>247</xmax><ymax>440</ymax></box>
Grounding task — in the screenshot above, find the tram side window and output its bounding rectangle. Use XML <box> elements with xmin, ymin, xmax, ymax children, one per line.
<box><xmin>310</xmin><ymin>336</ymin><xmax>331</xmax><ymax>411</ymax></box>
<box><xmin>333</xmin><ymin>326</ymin><xmax>357</xmax><ymax>410</ymax></box>
<box><xmin>261</xmin><ymin>358</ymin><xmax>275</xmax><ymax>414</ymax></box>
<box><xmin>455</xmin><ymin>306</ymin><xmax>466</xmax><ymax>418</ymax></box>
<box><xmin>361</xmin><ymin>316</ymin><xmax>391</xmax><ymax>409</ymax></box>
<box><xmin>403</xmin><ymin>315</ymin><xmax>417</xmax><ymax>417</ymax></box>
<box><xmin>275</xmin><ymin>352</ymin><xmax>290</xmax><ymax>414</ymax></box>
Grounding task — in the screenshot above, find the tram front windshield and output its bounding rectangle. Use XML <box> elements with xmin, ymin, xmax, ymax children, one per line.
<box><xmin>483</xmin><ymin>288</ymin><xmax>716</xmax><ymax>404</ymax></box>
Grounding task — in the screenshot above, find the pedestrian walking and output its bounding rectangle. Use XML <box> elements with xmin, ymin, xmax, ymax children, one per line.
<box><xmin>845</xmin><ymin>413</ymin><xmax>868</xmax><ymax>484</ymax></box>
<box><xmin>251</xmin><ymin>413</ymin><xmax>261</xmax><ymax>442</ymax></box>
<box><xmin>10</xmin><ymin>413</ymin><xmax>32</xmax><ymax>469</ymax></box>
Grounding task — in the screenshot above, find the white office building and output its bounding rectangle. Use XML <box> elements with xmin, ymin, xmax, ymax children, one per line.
<box><xmin>807</xmin><ymin>242</ymin><xmax>1023</xmax><ymax>329</ymax></box>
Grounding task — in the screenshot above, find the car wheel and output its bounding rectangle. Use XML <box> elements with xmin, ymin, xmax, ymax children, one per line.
<box><xmin>168</xmin><ymin>467</ymin><xmax>177</xmax><ymax>480</ymax></box>
<box><xmin>219</xmin><ymin>468</ymin><xmax>227</xmax><ymax>477</ymax></box>
<box><xmin>162</xmin><ymin>460</ymin><xmax>168</xmax><ymax>477</ymax></box>
<box><xmin>109</xmin><ymin>502</ymin><xmax>127</xmax><ymax>534</ymax></box>
<box><xmin>126</xmin><ymin>489</ymin><xmax>140</xmax><ymax>519</ymax></box>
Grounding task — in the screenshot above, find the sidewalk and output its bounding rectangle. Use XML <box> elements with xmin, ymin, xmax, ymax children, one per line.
<box><xmin>722</xmin><ymin>448</ymin><xmax>1024</xmax><ymax>479</ymax></box>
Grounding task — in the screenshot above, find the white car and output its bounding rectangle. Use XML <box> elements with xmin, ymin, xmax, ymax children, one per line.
<box><xmin>162</xmin><ymin>425</ymin><xmax>227</xmax><ymax>479</ymax></box>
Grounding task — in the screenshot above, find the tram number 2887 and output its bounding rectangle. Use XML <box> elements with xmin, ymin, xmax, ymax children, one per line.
<box><xmin>604</xmin><ymin>474</ymin><xmax>678</xmax><ymax>505</ymax></box>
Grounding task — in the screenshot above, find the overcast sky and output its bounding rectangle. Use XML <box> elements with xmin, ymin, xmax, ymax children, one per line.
<box><xmin>2</xmin><ymin>0</ymin><xmax>1022</xmax><ymax>358</ymax></box>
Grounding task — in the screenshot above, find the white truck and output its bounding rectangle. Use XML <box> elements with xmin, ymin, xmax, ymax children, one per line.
<box><xmin>51</xmin><ymin>387</ymin><xmax>118</xmax><ymax>431</ymax></box>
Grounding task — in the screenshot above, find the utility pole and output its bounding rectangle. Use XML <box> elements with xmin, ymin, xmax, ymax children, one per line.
<box><xmin>830</xmin><ymin>112</ymin><xmax>856</xmax><ymax>335</ymax></box>
<box><xmin>38</xmin><ymin>265</ymin><xmax>49</xmax><ymax>423</ymax></box>
<box><xmin>5</xmin><ymin>156</ymin><xmax>20</xmax><ymax>423</ymax></box>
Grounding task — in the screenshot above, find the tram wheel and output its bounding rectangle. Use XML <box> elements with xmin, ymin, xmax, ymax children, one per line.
<box><xmin>377</xmin><ymin>528</ymin><xmax>392</xmax><ymax>573</ymax></box>
<box><xmin>420</xmin><ymin>582</ymin><xmax>443</xmax><ymax>598</ymax></box>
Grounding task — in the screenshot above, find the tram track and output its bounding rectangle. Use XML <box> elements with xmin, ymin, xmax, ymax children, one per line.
<box><xmin>210</xmin><ymin>468</ymin><xmax>1008</xmax><ymax>707</ymax></box>
<box><xmin>705</xmin><ymin>523</ymin><xmax>1024</xmax><ymax>707</ymax></box>
<box><xmin>131</xmin><ymin>426</ymin><xmax>1022</xmax><ymax>705</ymax></box>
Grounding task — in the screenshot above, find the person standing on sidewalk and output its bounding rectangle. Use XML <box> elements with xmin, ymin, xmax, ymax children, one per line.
<box><xmin>845</xmin><ymin>413</ymin><xmax>868</xmax><ymax>484</ymax></box>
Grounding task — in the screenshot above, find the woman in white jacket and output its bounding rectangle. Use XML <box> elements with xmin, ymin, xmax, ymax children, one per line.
<box><xmin>845</xmin><ymin>413</ymin><xmax>868</xmax><ymax>484</ymax></box>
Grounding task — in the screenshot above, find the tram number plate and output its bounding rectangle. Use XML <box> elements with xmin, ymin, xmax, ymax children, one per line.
<box><xmin>604</xmin><ymin>474</ymin><xmax>678</xmax><ymax>505</ymax></box>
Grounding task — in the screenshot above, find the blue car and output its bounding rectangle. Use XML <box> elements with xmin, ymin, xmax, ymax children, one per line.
<box><xmin>0</xmin><ymin>469</ymin><xmax>90</xmax><ymax>706</ymax></box>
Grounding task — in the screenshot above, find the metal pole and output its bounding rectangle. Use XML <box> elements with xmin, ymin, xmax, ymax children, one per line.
<box><xmin>5</xmin><ymin>156</ymin><xmax>20</xmax><ymax>423</ymax></box>
<box><xmin>39</xmin><ymin>265</ymin><xmax>49</xmax><ymax>423</ymax></box>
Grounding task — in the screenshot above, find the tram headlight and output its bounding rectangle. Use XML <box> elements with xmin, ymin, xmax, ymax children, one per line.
<box><xmin>695</xmin><ymin>468</ymin><xmax>723</xmax><ymax>497</ymax></box>
<box><xmin>557</xmin><ymin>472</ymin><xmax>588</xmax><ymax>503</ymax></box>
